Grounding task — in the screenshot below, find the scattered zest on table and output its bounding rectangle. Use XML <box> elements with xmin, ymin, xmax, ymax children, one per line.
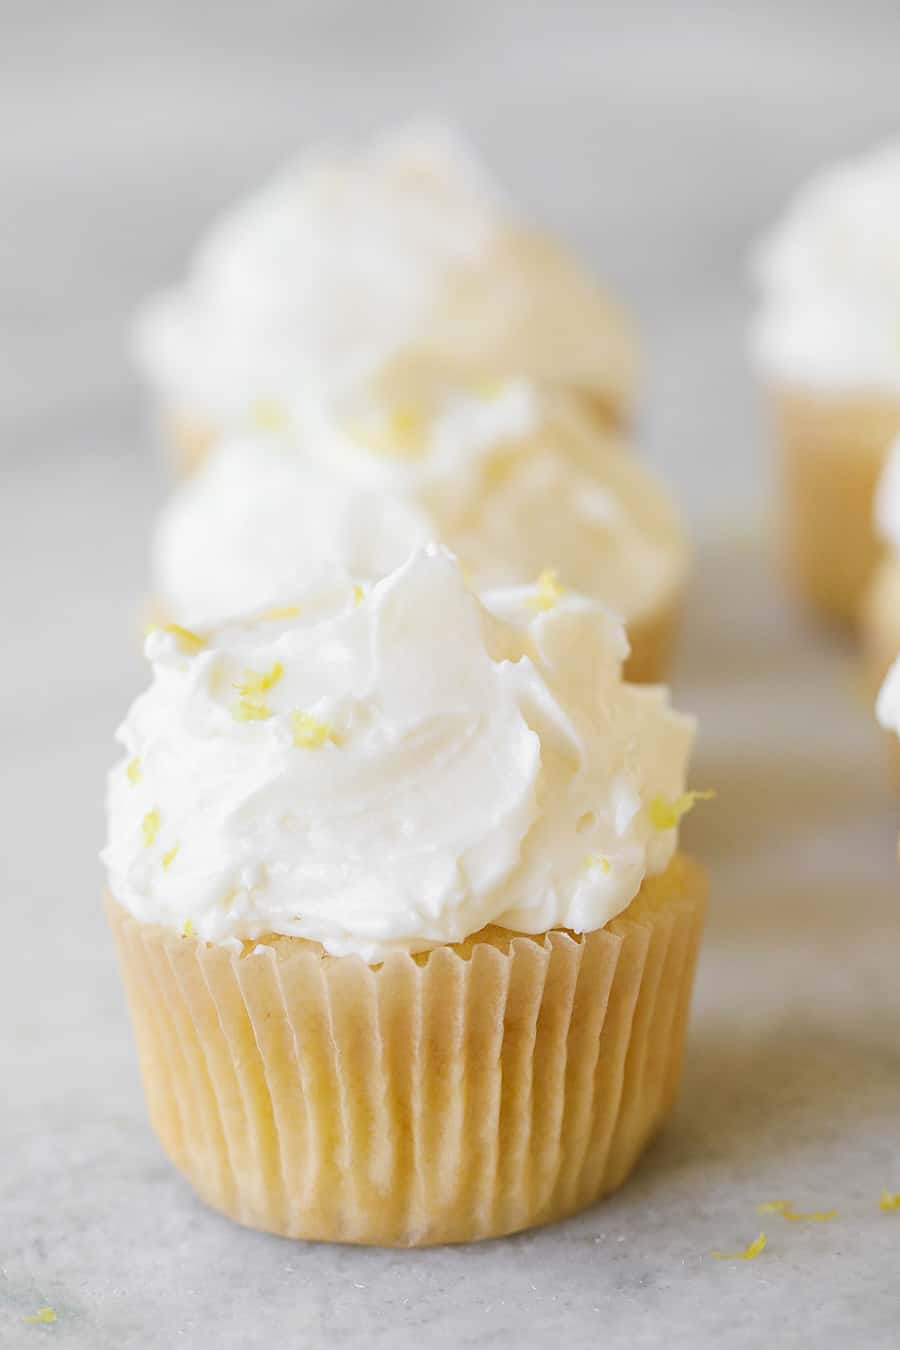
<box><xmin>712</xmin><ymin>1232</ymin><xmax>766</xmax><ymax>1261</ymax></box>
<box><xmin>24</xmin><ymin>1307</ymin><xmax>56</xmax><ymax>1324</ymax></box>
<box><xmin>757</xmin><ymin>1199</ymin><xmax>837</xmax><ymax>1222</ymax></box>
<box><xmin>880</xmin><ymin>1191</ymin><xmax>900</xmax><ymax>1211</ymax></box>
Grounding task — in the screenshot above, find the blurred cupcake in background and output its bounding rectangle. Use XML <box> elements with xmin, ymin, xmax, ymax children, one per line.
<box><xmin>751</xmin><ymin>141</ymin><xmax>900</xmax><ymax>623</ymax></box>
<box><xmin>103</xmin><ymin>547</ymin><xmax>707</xmax><ymax>1245</ymax></box>
<box><xmin>151</xmin><ymin>375</ymin><xmax>689</xmax><ymax>683</ymax></box>
<box><xmin>134</xmin><ymin>122</ymin><xmax>639</xmax><ymax>474</ymax></box>
<box><xmin>862</xmin><ymin>436</ymin><xmax>900</xmax><ymax>697</ymax></box>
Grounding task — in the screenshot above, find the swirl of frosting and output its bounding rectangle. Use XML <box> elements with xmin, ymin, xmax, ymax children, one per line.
<box><xmin>104</xmin><ymin>549</ymin><xmax>695</xmax><ymax>959</ymax></box>
<box><xmin>153</xmin><ymin>377</ymin><xmax>686</xmax><ymax>630</ymax></box>
<box><xmin>133</xmin><ymin>121</ymin><xmax>636</xmax><ymax>427</ymax></box>
<box><xmin>877</xmin><ymin>654</ymin><xmax>900</xmax><ymax>738</ymax></box>
<box><xmin>750</xmin><ymin>140</ymin><xmax>900</xmax><ymax>392</ymax></box>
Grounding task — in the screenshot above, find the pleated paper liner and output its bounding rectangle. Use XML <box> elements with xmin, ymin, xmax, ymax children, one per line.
<box><xmin>106</xmin><ymin>853</ymin><xmax>706</xmax><ymax>1247</ymax></box>
<box><xmin>770</xmin><ymin>384</ymin><xmax>900</xmax><ymax>624</ymax></box>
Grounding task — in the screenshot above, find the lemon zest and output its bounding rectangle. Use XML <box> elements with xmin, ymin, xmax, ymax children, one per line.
<box><xmin>347</xmin><ymin>402</ymin><xmax>427</xmax><ymax>458</ymax></box>
<box><xmin>163</xmin><ymin>624</ymin><xmax>205</xmax><ymax>654</ymax></box>
<box><xmin>880</xmin><ymin>1191</ymin><xmax>900</xmax><ymax>1211</ymax></box>
<box><xmin>126</xmin><ymin>757</ymin><xmax>141</xmax><ymax>785</ymax></box>
<box><xmin>236</xmin><ymin>662</ymin><xmax>283</xmax><ymax>697</ymax></box>
<box><xmin>712</xmin><ymin>1232</ymin><xmax>766</xmax><ymax>1260</ymax></box>
<box><xmin>527</xmin><ymin>568</ymin><xmax>566</xmax><ymax>612</ymax></box>
<box><xmin>162</xmin><ymin>844</ymin><xmax>179</xmax><ymax>869</ymax></box>
<box><xmin>182</xmin><ymin>918</ymin><xmax>195</xmax><ymax>938</ymax></box>
<box><xmin>648</xmin><ymin>789</ymin><xmax>716</xmax><ymax>831</ymax></box>
<box><xmin>250</xmin><ymin>398</ymin><xmax>289</xmax><ymax>432</ymax></box>
<box><xmin>261</xmin><ymin>605</ymin><xmax>300</xmax><ymax>621</ymax></box>
<box><xmin>24</xmin><ymin>1307</ymin><xmax>56</xmax><ymax>1324</ymax></box>
<box><xmin>291</xmin><ymin>710</ymin><xmax>337</xmax><ymax>749</ymax></box>
<box><xmin>142</xmin><ymin>808</ymin><xmax>160</xmax><ymax>847</ymax></box>
<box><xmin>584</xmin><ymin>853</ymin><xmax>611</xmax><ymax>874</ymax></box>
<box><xmin>756</xmin><ymin>1199</ymin><xmax>836</xmax><ymax>1222</ymax></box>
<box><xmin>352</xmin><ymin>584</ymin><xmax>364</xmax><ymax>607</ymax></box>
<box><xmin>232</xmin><ymin>699</ymin><xmax>271</xmax><ymax>722</ymax></box>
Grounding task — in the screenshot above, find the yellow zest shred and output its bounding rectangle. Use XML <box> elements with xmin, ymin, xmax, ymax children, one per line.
<box><xmin>142</xmin><ymin>808</ymin><xmax>160</xmax><ymax>847</ymax></box>
<box><xmin>24</xmin><ymin>1308</ymin><xmax>57</xmax><ymax>1324</ymax></box>
<box><xmin>466</xmin><ymin>372</ymin><xmax>505</xmax><ymax>400</ymax></box>
<box><xmin>291</xmin><ymin>710</ymin><xmax>336</xmax><ymax>749</ymax></box>
<box><xmin>584</xmin><ymin>853</ymin><xmax>612</xmax><ymax>874</ymax></box>
<box><xmin>126</xmin><ymin>757</ymin><xmax>141</xmax><ymax>785</ymax></box>
<box><xmin>527</xmin><ymin>568</ymin><xmax>566</xmax><ymax>612</ymax></box>
<box><xmin>880</xmin><ymin>1191</ymin><xmax>900</xmax><ymax>1211</ymax></box>
<box><xmin>352</xmin><ymin>584</ymin><xmax>364</xmax><ymax>607</ymax></box>
<box><xmin>756</xmin><ymin>1199</ymin><xmax>836</xmax><ymax>1222</ymax></box>
<box><xmin>648</xmin><ymin>789</ymin><xmax>716</xmax><ymax>831</ymax></box>
<box><xmin>261</xmin><ymin>605</ymin><xmax>300</xmax><ymax>621</ymax></box>
<box><xmin>162</xmin><ymin>844</ymin><xmax>180</xmax><ymax>869</ymax></box>
<box><xmin>347</xmin><ymin>402</ymin><xmax>427</xmax><ymax>458</ymax></box>
<box><xmin>236</xmin><ymin>662</ymin><xmax>283</xmax><ymax>697</ymax></box>
<box><xmin>250</xmin><ymin>398</ymin><xmax>289</xmax><ymax>432</ymax></box>
<box><xmin>232</xmin><ymin>698</ymin><xmax>271</xmax><ymax>722</ymax></box>
<box><xmin>182</xmin><ymin>918</ymin><xmax>195</xmax><ymax>938</ymax></box>
<box><xmin>163</xmin><ymin>623</ymin><xmax>206</xmax><ymax>654</ymax></box>
<box><xmin>712</xmin><ymin>1232</ymin><xmax>766</xmax><ymax>1261</ymax></box>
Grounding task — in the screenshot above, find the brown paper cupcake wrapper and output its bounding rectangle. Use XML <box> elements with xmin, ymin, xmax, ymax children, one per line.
<box><xmin>624</xmin><ymin>595</ymin><xmax>682</xmax><ymax>685</ymax></box>
<box><xmin>769</xmin><ymin>384</ymin><xmax>900</xmax><ymax>623</ymax></box>
<box><xmin>106</xmin><ymin>855</ymin><xmax>706</xmax><ymax>1247</ymax></box>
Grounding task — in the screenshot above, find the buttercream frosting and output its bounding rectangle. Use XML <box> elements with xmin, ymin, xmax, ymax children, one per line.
<box><xmin>751</xmin><ymin>141</ymin><xmax>900</xmax><ymax>393</ymax></box>
<box><xmin>104</xmin><ymin>549</ymin><xmax>695</xmax><ymax>959</ymax></box>
<box><xmin>876</xmin><ymin>653</ymin><xmax>900</xmax><ymax>737</ymax></box>
<box><xmin>153</xmin><ymin>377</ymin><xmax>685</xmax><ymax>630</ymax></box>
<box><xmin>134</xmin><ymin>121</ymin><xmax>635</xmax><ymax>427</ymax></box>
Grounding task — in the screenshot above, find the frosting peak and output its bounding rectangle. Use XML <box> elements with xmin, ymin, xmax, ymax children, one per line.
<box><xmin>105</xmin><ymin>550</ymin><xmax>694</xmax><ymax>959</ymax></box>
<box><xmin>153</xmin><ymin>377</ymin><xmax>686</xmax><ymax>631</ymax></box>
<box><xmin>134</xmin><ymin>121</ymin><xmax>636</xmax><ymax>426</ymax></box>
<box><xmin>751</xmin><ymin>140</ymin><xmax>900</xmax><ymax>392</ymax></box>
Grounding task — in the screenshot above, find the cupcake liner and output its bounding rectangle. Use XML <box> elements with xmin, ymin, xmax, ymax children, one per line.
<box><xmin>624</xmin><ymin>595</ymin><xmax>681</xmax><ymax>685</ymax></box>
<box><xmin>106</xmin><ymin>855</ymin><xmax>706</xmax><ymax>1247</ymax></box>
<box><xmin>770</xmin><ymin>385</ymin><xmax>899</xmax><ymax>623</ymax></box>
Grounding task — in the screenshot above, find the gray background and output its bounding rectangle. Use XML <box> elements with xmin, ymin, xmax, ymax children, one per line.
<box><xmin>3</xmin><ymin>3</ymin><xmax>900</xmax><ymax>1347</ymax></box>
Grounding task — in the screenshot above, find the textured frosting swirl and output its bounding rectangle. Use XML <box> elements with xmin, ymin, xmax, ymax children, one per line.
<box><xmin>105</xmin><ymin>550</ymin><xmax>695</xmax><ymax>959</ymax></box>
<box><xmin>134</xmin><ymin>121</ymin><xmax>635</xmax><ymax>425</ymax></box>
<box><xmin>877</xmin><ymin>654</ymin><xmax>900</xmax><ymax>737</ymax></box>
<box><xmin>153</xmin><ymin>378</ymin><xmax>686</xmax><ymax>630</ymax></box>
<box><xmin>751</xmin><ymin>141</ymin><xmax>900</xmax><ymax>392</ymax></box>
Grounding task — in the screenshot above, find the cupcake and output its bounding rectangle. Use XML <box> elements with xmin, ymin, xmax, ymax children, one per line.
<box><xmin>750</xmin><ymin>141</ymin><xmax>900</xmax><ymax>622</ymax></box>
<box><xmin>152</xmin><ymin>377</ymin><xmax>688</xmax><ymax>683</ymax></box>
<box><xmin>103</xmin><ymin>548</ymin><xmax>707</xmax><ymax>1246</ymax></box>
<box><xmin>134</xmin><ymin>122</ymin><xmax>638</xmax><ymax>473</ymax></box>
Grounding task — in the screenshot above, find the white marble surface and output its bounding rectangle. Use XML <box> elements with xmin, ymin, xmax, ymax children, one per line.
<box><xmin>4</xmin><ymin>3</ymin><xmax>900</xmax><ymax>1346</ymax></box>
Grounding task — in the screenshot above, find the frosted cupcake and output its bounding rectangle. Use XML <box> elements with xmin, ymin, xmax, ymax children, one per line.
<box><xmin>751</xmin><ymin>142</ymin><xmax>900</xmax><ymax>622</ymax></box>
<box><xmin>104</xmin><ymin>548</ymin><xmax>707</xmax><ymax>1246</ymax></box>
<box><xmin>134</xmin><ymin>122</ymin><xmax>638</xmax><ymax>473</ymax></box>
<box><xmin>152</xmin><ymin>377</ymin><xmax>688</xmax><ymax>683</ymax></box>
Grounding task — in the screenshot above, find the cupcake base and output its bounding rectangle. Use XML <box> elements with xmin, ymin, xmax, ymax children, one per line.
<box><xmin>770</xmin><ymin>385</ymin><xmax>899</xmax><ymax>623</ymax></box>
<box><xmin>625</xmin><ymin>597</ymin><xmax>681</xmax><ymax>685</ymax></box>
<box><xmin>107</xmin><ymin>855</ymin><xmax>706</xmax><ymax>1247</ymax></box>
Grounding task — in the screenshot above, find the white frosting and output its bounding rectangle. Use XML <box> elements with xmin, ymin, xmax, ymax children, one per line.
<box><xmin>876</xmin><ymin>654</ymin><xmax>900</xmax><ymax>736</ymax></box>
<box><xmin>134</xmin><ymin>121</ymin><xmax>634</xmax><ymax>425</ymax></box>
<box><xmin>751</xmin><ymin>141</ymin><xmax>900</xmax><ymax>393</ymax></box>
<box><xmin>104</xmin><ymin>549</ymin><xmax>695</xmax><ymax>959</ymax></box>
<box><xmin>874</xmin><ymin>434</ymin><xmax>900</xmax><ymax>552</ymax></box>
<box><xmin>153</xmin><ymin>378</ymin><xmax>685</xmax><ymax>630</ymax></box>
